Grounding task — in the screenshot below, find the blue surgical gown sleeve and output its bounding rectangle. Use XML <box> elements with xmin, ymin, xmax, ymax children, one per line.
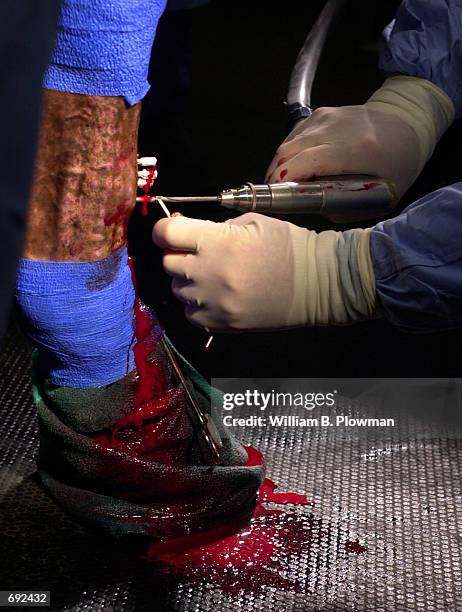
<box><xmin>379</xmin><ymin>0</ymin><xmax>462</xmax><ymax>118</ymax></box>
<box><xmin>370</xmin><ymin>184</ymin><xmax>462</xmax><ymax>332</ymax></box>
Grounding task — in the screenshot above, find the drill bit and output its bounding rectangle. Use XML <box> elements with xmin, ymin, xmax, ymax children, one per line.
<box><xmin>136</xmin><ymin>195</ymin><xmax>219</xmax><ymax>204</ymax></box>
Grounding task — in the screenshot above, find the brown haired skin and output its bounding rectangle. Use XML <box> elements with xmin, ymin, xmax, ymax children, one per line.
<box><xmin>24</xmin><ymin>90</ymin><xmax>141</xmax><ymax>262</ymax></box>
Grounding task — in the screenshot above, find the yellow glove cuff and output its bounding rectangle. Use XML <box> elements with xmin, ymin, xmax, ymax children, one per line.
<box><xmin>287</xmin><ymin>224</ymin><xmax>377</xmax><ymax>327</ymax></box>
<box><xmin>366</xmin><ymin>75</ymin><xmax>454</xmax><ymax>171</ymax></box>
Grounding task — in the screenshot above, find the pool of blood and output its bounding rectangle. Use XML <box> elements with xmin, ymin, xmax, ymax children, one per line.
<box><xmin>145</xmin><ymin>445</ymin><xmax>314</xmax><ymax>595</ymax></box>
<box><xmin>146</xmin><ymin>445</ymin><xmax>365</xmax><ymax>597</ymax></box>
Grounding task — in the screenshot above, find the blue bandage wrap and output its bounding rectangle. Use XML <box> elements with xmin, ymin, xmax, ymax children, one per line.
<box><xmin>15</xmin><ymin>247</ymin><xmax>136</xmax><ymax>388</ymax></box>
<box><xmin>43</xmin><ymin>0</ymin><xmax>167</xmax><ymax>105</ymax></box>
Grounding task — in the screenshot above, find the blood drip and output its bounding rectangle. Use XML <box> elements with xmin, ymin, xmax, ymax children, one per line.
<box><xmin>103</xmin><ymin>186</ymin><xmax>164</xmax><ymax>406</ymax></box>
<box><xmin>140</xmin><ymin>195</ymin><xmax>152</xmax><ymax>217</ymax></box>
<box><xmin>140</xmin><ymin>166</ymin><xmax>157</xmax><ymax>216</ymax></box>
<box><xmin>245</xmin><ymin>446</ymin><xmax>315</xmax><ymax>506</ymax></box>
<box><xmin>344</xmin><ymin>540</ymin><xmax>367</xmax><ymax>554</ymax></box>
<box><xmin>127</xmin><ymin>257</ymin><xmax>165</xmax><ymax>403</ymax></box>
<box><xmin>259</xmin><ymin>478</ymin><xmax>313</xmax><ymax>505</ymax></box>
<box><xmin>91</xmin><ymin>256</ymin><xmax>194</xmax><ymax>463</ymax></box>
<box><xmin>96</xmin><ymin>197</ymin><xmax>191</xmax><ymax>462</ymax></box>
<box><xmin>280</xmin><ymin>168</ymin><xmax>288</xmax><ymax>180</ymax></box>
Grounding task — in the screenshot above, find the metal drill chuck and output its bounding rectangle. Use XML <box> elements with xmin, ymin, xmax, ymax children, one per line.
<box><xmin>219</xmin><ymin>176</ymin><xmax>397</xmax><ymax>223</ymax></box>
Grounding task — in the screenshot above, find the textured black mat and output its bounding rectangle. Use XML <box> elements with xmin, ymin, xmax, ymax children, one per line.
<box><xmin>1</xmin><ymin>323</ymin><xmax>461</xmax><ymax>611</ymax></box>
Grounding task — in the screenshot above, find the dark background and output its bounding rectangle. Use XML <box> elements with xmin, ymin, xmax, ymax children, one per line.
<box><xmin>134</xmin><ymin>0</ymin><xmax>462</xmax><ymax>378</ymax></box>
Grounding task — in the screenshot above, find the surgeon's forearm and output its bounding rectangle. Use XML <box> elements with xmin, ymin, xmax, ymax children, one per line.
<box><xmin>24</xmin><ymin>90</ymin><xmax>140</xmax><ymax>261</ymax></box>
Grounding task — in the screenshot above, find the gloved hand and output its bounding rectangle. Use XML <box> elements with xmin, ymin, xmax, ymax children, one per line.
<box><xmin>267</xmin><ymin>76</ymin><xmax>454</xmax><ymax>199</ymax></box>
<box><xmin>152</xmin><ymin>213</ymin><xmax>377</xmax><ymax>332</ymax></box>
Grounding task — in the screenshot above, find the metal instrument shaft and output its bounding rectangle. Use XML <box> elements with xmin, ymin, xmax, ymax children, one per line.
<box><xmin>136</xmin><ymin>175</ymin><xmax>397</xmax><ymax>223</ymax></box>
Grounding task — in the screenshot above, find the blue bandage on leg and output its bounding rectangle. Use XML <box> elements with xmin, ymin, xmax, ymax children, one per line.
<box><xmin>15</xmin><ymin>247</ymin><xmax>136</xmax><ymax>388</ymax></box>
<box><xmin>43</xmin><ymin>0</ymin><xmax>167</xmax><ymax>105</ymax></box>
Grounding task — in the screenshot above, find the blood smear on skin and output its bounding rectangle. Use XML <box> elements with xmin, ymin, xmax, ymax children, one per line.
<box><xmin>104</xmin><ymin>202</ymin><xmax>132</xmax><ymax>241</ymax></box>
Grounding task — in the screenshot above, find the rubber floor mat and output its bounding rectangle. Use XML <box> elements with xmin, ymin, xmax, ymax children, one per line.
<box><xmin>1</xmin><ymin>322</ymin><xmax>461</xmax><ymax>611</ymax></box>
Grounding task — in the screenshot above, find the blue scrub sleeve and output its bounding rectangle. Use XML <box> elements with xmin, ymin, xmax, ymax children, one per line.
<box><xmin>371</xmin><ymin>183</ymin><xmax>462</xmax><ymax>332</ymax></box>
<box><xmin>379</xmin><ymin>0</ymin><xmax>462</xmax><ymax>118</ymax></box>
<box><xmin>44</xmin><ymin>0</ymin><xmax>167</xmax><ymax>105</ymax></box>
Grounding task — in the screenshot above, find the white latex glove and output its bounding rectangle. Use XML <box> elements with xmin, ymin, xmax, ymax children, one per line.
<box><xmin>152</xmin><ymin>213</ymin><xmax>376</xmax><ymax>332</ymax></box>
<box><xmin>267</xmin><ymin>76</ymin><xmax>454</xmax><ymax>199</ymax></box>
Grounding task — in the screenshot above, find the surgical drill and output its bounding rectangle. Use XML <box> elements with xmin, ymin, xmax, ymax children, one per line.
<box><xmin>139</xmin><ymin>0</ymin><xmax>398</xmax><ymax>224</ymax></box>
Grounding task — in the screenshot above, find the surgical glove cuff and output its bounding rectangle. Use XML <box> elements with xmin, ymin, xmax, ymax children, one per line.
<box><xmin>366</xmin><ymin>75</ymin><xmax>455</xmax><ymax>172</ymax></box>
<box><xmin>287</xmin><ymin>224</ymin><xmax>377</xmax><ymax>327</ymax></box>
